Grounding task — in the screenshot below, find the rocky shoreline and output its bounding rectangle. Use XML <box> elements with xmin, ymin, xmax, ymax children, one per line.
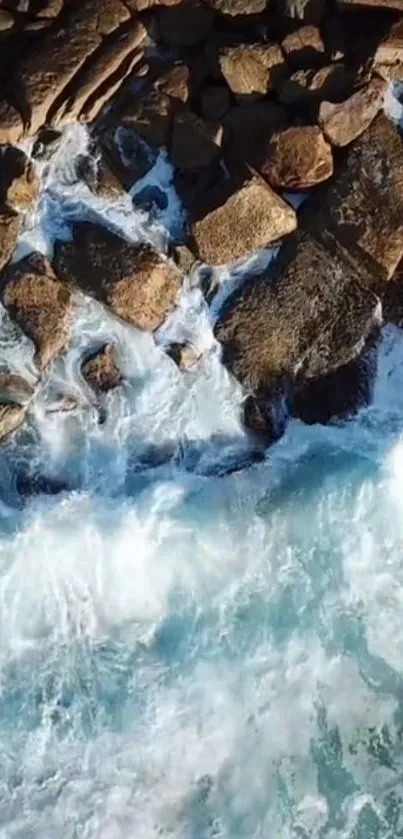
<box><xmin>0</xmin><ymin>0</ymin><xmax>402</xmax><ymax>451</ymax></box>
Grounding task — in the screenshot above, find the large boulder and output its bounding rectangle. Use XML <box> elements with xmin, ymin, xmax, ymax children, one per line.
<box><xmin>81</xmin><ymin>344</ymin><xmax>123</xmax><ymax>394</ymax></box>
<box><xmin>0</xmin><ymin>146</ymin><xmax>39</xmax><ymax>211</ymax></box>
<box><xmin>0</xmin><ymin>205</ymin><xmax>20</xmax><ymax>271</ymax></box>
<box><xmin>281</xmin><ymin>25</ymin><xmax>325</xmax><ymax>70</ymax></box>
<box><xmin>259</xmin><ymin>125</ymin><xmax>333</xmax><ymax>190</ymax></box>
<box><xmin>53</xmin><ymin>222</ymin><xmax>182</xmax><ymax>331</ymax></box>
<box><xmin>214</xmin><ymin>230</ymin><xmax>381</xmax><ymax>396</ymax></box>
<box><xmin>0</xmin><ymin>253</ymin><xmax>73</xmax><ymax>369</ymax></box>
<box><xmin>190</xmin><ymin>176</ymin><xmax>297</xmax><ymax>265</ymax></box>
<box><xmin>321</xmin><ymin>114</ymin><xmax>403</xmax><ymax>281</ymax></box>
<box><xmin>319</xmin><ymin>75</ymin><xmax>387</xmax><ymax>147</ymax></box>
<box><xmin>219</xmin><ymin>43</ymin><xmax>287</xmax><ymax>100</ymax></box>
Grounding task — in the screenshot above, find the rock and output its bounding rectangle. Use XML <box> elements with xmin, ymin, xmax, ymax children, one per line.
<box><xmin>1</xmin><ymin>253</ymin><xmax>72</xmax><ymax>369</ymax></box>
<box><xmin>54</xmin><ymin>20</ymin><xmax>147</xmax><ymax>125</ymax></box>
<box><xmin>80</xmin><ymin>51</ymin><xmax>147</xmax><ymax>124</ymax></box>
<box><xmin>214</xmin><ymin>230</ymin><xmax>381</xmax><ymax>399</ymax></box>
<box><xmin>259</xmin><ymin>126</ymin><xmax>333</xmax><ymax>190</ymax></box>
<box><xmin>155</xmin><ymin>64</ymin><xmax>190</xmax><ymax>103</ymax></box>
<box><xmin>125</xmin><ymin>0</ymin><xmax>182</xmax><ymax>9</ymax></box>
<box><xmin>0</xmin><ymin>100</ymin><xmax>24</xmax><ymax>145</ymax></box>
<box><xmin>243</xmin><ymin>392</ymin><xmax>286</xmax><ymax>445</ymax></box>
<box><xmin>191</xmin><ymin>176</ymin><xmax>297</xmax><ymax>266</ymax></box>
<box><xmin>219</xmin><ymin>43</ymin><xmax>287</xmax><ymax>100</ymax></box>
<box><xmin>53</xmin><ymin>222</ymin><xmax>182</xmax><ymax>332</ymax></box>
<box><xmin>0</xmin><ymin>371</ymin><xmax>35</xmax><ymax>404</ymax></box>
<box><xmin>119</xmin><ymin>89</ymin><xmax>173</xmax><ymax>149</ymax></box>
<box><xmin>0</xmin><ymin>404</ymin><xmax>26</xmax><ymax>442</ymax></box>
<box><xmin>16</xmin><ymin>0</ymin><xmax>130</xmax><ymax>137</ymax></box>
<box><xmin>174</xmin><ymin>244</ymin><xmax>197</xmax><ymax>273</ymax></box>
<box><xmin>75</xmin><ymin>150</ymin><xmax>125</xmax><ymax>199</ymax></box>
<box><xmin>222</xmin><ymin>101</ymin><xmax>287</xmax><ymax>165</ymax></box>
<box><xmin>322</xmin><ymin>114</ymin><xmax>403</xmax><ymax>281</ymax></box>
<box><xmin>281</xmin><ymin>25</ymin><xmax>325</xmax><ymax>70</ymax></box>
<box><xmin>0</xmin><ymin>9</ymin><xmax>14</xmax><ymax>29</ymax></box>
<box><xmin>100</xmin><ymin>126</ymin><xmax>155</xmax><ymax>190</ymax></box>
<box><xmin>204</xmin><ymin>0</ymin><xmax>267</xmax><ymax>13</ymax></box>
<box><xmin>155</xmin><ymin>1</ymin><xmax>214</xmax><ymax>47</ymax></box>
<box><xmin>278</xmin><ymin>63</ymin><xmax>355</xmax><ymax>107</ymax></box>
<box><xmin>166</xmin><ymin>342</ymin><xmax>202</xmax><ymax>371</ymax></box>
<box><xmin>81</xmin><ymin>344</ymin><xmax>122</xmax><ymax>394</ymax></box>
<box><xmin>45</xmin><ymin>394</ymin><xmax>80</xmax><ymax>414</ymax></box>
<box><xmin>31</xmin><ymin>127</ymin><xmax>62</xmax><ymax>161</ymax></box>
<box><xmin>374</xmin><ymin>18</ymin><xmax>403</xmax><ymax>79</ymax></box>
<box><xmin>0</xmin><ymin>205</ymin><xmax>20</xmax><ymax>270</ymax></box>
<box><xmin>34</xmin><ymin>0</ymin><xmax>64</xmax><ymax>16</ymax></box>
<box><xmin>200</xmin><ymin>84</ymin><xmax>231</xmax><ymax>121</ymax></box>
<box><xmin>170</xmin><ymin>108</ymin><xmax>222</xmax><ymax>169</ymax></box>
<box><xmin>0</xmin><ymin>146</ymin><xmax>38</xmax><ymax>211</ymax></box>
<box><xmin>319</xmin><ymin>75</ymin><xmax>387</xmax><ymax>147</ymax></box>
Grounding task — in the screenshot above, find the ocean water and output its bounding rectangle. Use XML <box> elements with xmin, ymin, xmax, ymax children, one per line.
<box><xmin>0</xmin><ymin>125</ymin><xmax>403</xmax><ymax>839</ymax></box>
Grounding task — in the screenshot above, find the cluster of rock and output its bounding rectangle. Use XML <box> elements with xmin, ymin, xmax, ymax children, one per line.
<box><xmin>0</xmin><ymin>0</ymin><xmax>402</xmax><ymax>446</ymax></box>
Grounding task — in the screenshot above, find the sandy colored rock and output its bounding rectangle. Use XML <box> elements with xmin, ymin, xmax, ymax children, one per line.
<box><xmin>120</xmin><ymin>89</ymin><xmax>173</xmax><ymax>148</ymax></box>
<box><xmin>166</xmin><ymin>342</ymin><xmax>202</xmax><ymax>371</ymax></box>
<box><xmin>322</xmin><ymin>114</ymin><xmax>403</xmax><ymax>282</ymax></box>
<box><xmin>0</xmin><ymin>146</ymin><xmax>38</xmax><ymax>210</ymax></box>
<box><xmin>281</xmin><ymin>25</ymin><xmax>325</xmax><ymax>69</ymax></box>
<box><xmin>0</xmin><ymin>100</ymin><xmax>24</xmax><ymax>145</ymax></box>
<box><xmin>0</xmin><ymin>404</ymin><xmax>27</xmax><ymax>442</ymax></box>
<box><xmin>260</xmin><ymin>126</ymin><xmax>333</xmax><ymax>190</ymax></box>
<box><xmin>80</xmin><ymin>50</ymin><xmax>147</xmax><ymax>124</ymax></box>
<box><xmin>215</xmin><ymin>230</ymin><xmax>380</xmax><ymax>394</ymax></box>
<box><xmin>0</xmin><ymin>371</ymin><xmax>35</xmax><ymax>405</ymax></box>
<box><xmin>319</xmin><ymin>75</ymin><xmax>387</xmax><ymax>147</ymax></box>
<box><xmin>1</xmin><ymin>253</ymin><xmax>73</xmax><ymax>369</ymax></box>
<box><xmin>170</xmin><ymin>108</ymin><xmax>222</xmax><ymax>169</ymax></box>
<box><xmin>155</xmin><ymin>0</ymin><xmax>214</xmax><ymax>47</ymax></box>
<box><xmin>81</xmin><ymin>344</ymin><xmax>123</xmax><ymax>393</ymax></box>
<box><xmin>191</xmin><ymin>177</ymin><xmax>297</xmax><ymax>266</ymax></box>
<box><xmin>204</xmin><ymin>0</ymin><xmax>267</xmax><ymax>13</ymax></box>
<box><xmin>55</xmin><ymin>20</ymin><xmax>147</xmax><ymax>125</ymax></box>
<box><xmin>219</xmin><ymin>43</ymin><xmax>286</xmax><ymax>100</ymax></box>
<box><xmin>0</xmin><ymin>205</ymin><xmax>20</xmax><ymax>271</ymax></box>
<box><xmin>53</xmin><ymin>222</ymin><xmax>182</xmax><ymax>332</ymax></box>
<box><xmin>125</xmin><ymin>0</ymin><xmax>182</xmax><ymax>8</ymax></box>
<box><xmin>75</xmin><ymin>150</ymin><xmax>125</xmax><ymax>199</ymax></box>
<box><xmin>155</xmin><ymin>65</ymin><xmax>190</xmax><ymax>103</ymax></box>
<box><xmin>17</xmin><ymin>0</ymin><xmax>130</xmax><ymax>137</ymax></box>
<box><xmin>0</xmin><ymin>9</ymin><xmax>14</xmax><ymax>29</ymax></box>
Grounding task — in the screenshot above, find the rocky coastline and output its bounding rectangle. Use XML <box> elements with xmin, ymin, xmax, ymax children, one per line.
<box><xmin>0</xmin><ymin>0</ymin><xmax>402</xmax><ymax>452</ymax></box>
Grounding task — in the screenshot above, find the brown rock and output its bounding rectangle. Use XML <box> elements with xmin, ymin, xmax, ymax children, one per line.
<box><xmin>0</xmin><ymin>100</ymin><xmax>24</xmax><ymax>145</ymax></box>
<box><xmin>54</xmin><ymin>20</ymin><xmax>147</xmax><ymax>125</ymax></box>
<box><xmin>99</xmin><ymin>126</ymin><xmax>155</xmax><ymax>191</ymax></box>
<box><xmin>260</xmin><ymin>126</ymin><xmax>333</xmax><ymax>191</ymax></box>
<box><xmin>0</xmin><ymin>205</ymin><xmax>20</xmax><ymax>271</ymax></box>
<box><xmin>155</xmin><ymin>0</ymin><xmax>214</xmax><ymax>47</ymax></box>
<box><xmin>204</xmin><ymin>0</ymin><xmax>267</xmax><ymax>13</ymax></box>
<box><xmin>0</xmin><ymin>404</ymin><xmax>27</xmax><ymax>442</ymax></box>
<box><xmin>170</xmin><ymin>108</ymin><xmax>222</xmax><ymax>169</ymax></box>
<box><xmin>174</xmin><ymin>244</ymin><xmax>197</xmax><ymax>273</ymax></box>
<box><xmin>191</xmin><ymin>177</ymin><xmax>297</xmax><ymax>266</ymax></box>
<box><xmin>319</xmin><ymin>75</ymin><xmax>387</xmax><ymax>147</ymax></box>
<box><xmin>75</xmin><ymin>150</ymin><xmax>125</xmax><ymax>199</ymax></box>
<box><xmin>53</xmin><ymin>222</ymin><xmax>182</xmax><ymax>331</ymax></box>
<box><xmin>35</xmin><ymin>0</ymin><xmax>64</xmax><ymax>17</ymax></box>
<box><xmin>120</xmin><ymin>89</ymin><xmax>173</xmax><ymax>148</ymax></box>
<box><xmin>0</xmin><ymin>147</ymin><xmax>39</xmax><ymax>211</ymax></box>
<box><xmin>322</xmin><ymin>113</ymin><xmax>403</xmax><ymax>282</ymax></box>
<box><xmin>219</xmin><ymin>43</ymin><xmax>286</xmax><ymax>100</ymax></box>
<box><xmin>80</xmin><ymin>51</ymin><xmax>147</xmax><ymax>124</ymax></box>
<box><xmin>1</xmin><ymin>253</ymin><xmax>72</xmax><ymax>369</ymax></box>
<box><xmin>281</xmin><ymin>25</ymin><xmax>325</xmax><ymax>70</ymax></box>
<box><xmin>222</xmin><ymin>101</ymin><xmax>287</xmax><ymax>165</ymax></box>
<box><xmin>166</xmin><ymin>342</ymin><xmax>202</xmax><ymax>371</ymax></box>
<box><xmin>278</xmin><ymin>63</ymin><xmax>355</xmax><ymax>106</ymax></box>
<box><xmin>155</xmin><ymin>65</ymin><xmax>190</xmax><ymax>103</ymax></box>
<box><xmin>17</xmin><ymin>0</ymin><xmax>130</xmax><ymax>137</ymax></box>
<box><xmin>374</xmin><ymin>18</ymin><xmax>403</xmax><ymax>79</ymax></box>
<box><xmin>200</xmin><ymin>85</ymin><xmax>231</xmax><ymax>121</ymax></box>
<box><xmin>214</xmin><ymin>230</ymin><xmax>380</xmax><ymax>395</ymax></box>
<box><xmin>125</xmin><ymin>0</ymin><xmax>182</xmax><ymax>8</ymax></box>
<box><xmin>0</xmin><ymin>371</ymin><xmax>35</xmax><ymax>404</ymax></box>
<box><xmin>81</xmin><ymin>344</ymin><xmax>123</xmax><ymax>393</ymax></box>
<box><xmin>0</xmin><ymin>9</ymin><xmax>14</xmax><ymax>29</ymax></box>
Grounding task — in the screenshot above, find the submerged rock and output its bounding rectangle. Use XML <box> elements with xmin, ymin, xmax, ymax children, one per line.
<box><xmin>81</xmin><ymin>344</ymin><xmax>123</xmax><ymax>394</ymax></box>
<box><xmin>54</xmin><ymin>222</ymin><xmax>182</xmax><ymax>332</ymax></box>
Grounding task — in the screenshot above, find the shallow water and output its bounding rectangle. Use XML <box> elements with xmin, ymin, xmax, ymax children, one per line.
<box><xmin>0</xmin><ymin>125</ymin><xmax>403</xmax><ymax>839</ymax></box>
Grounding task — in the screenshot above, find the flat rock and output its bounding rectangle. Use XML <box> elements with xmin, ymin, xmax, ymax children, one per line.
<box><xmin>281</xmin><ymin>25</ymin><xmax>325</xmax><ymax>70</ymax></box>
<box><xmin>259</xmin><ymin>125</ymin><xmax>333</xmax><ymax>190</ymax></box>
<box><xmin>53</xmin><ymin>222</ymin><xmax>182</xmax><ymax>332</ymax></box>
<box><xmin>0</xmin><ymin>253</ymin><xmax>72</xmax><ymax>369</ymax></box>
<box><xmin>81</xmin><ymin>344</ymin><xmax>123</xmax><ymax>393</ymax></box>
<box><xmin>17</xmin><ymin>0</ymin><xmax>130</xmax><ymax>137</ymax></box>
<box><xmin>170</xmin><ymin>108</ymin><xmax>222</xmax><ymax>169</ymax></box>
<box><xmin>155</xmin><ymin>1</ymin><xmax>214</xmax><ymax>46</ymax></box>
<box><xmin>200</xmin><ymin>84</ymin><xmax>231</xmax><ymax>121</ymax></box>
<box><xmin>191</xmin><ymin>177</ymin><xmax>297</xmax><ymax>266</ymax></box>
<box><xmin>0</xmin><ymin>146</ymin><xmax>38</xmax><ymax>210</ymax></box>
<box><xmin>319</xmin><ymin>75</ymin><xmax>387</xmax><ymax>147</ymax></box>
<box><xmin>322</xmin><ymin>113</ymin><xmax>403</xmax><ymax>280</ymax></box>
<box><xmin>75</xmin><ymin>150</ymin><xmax>125</xmax><ymax>199</ymax></box>
<box><xmin>214</xmin><ymin>230</ymin><xmax>381</xmax><ymax>396</ymax></box>
<box><xmin>0</xmin><ymin>205</ymin><xmax>20</xmax><ymax>271</ymax></box>
<box><xmin>219</xmin><ymin>43</ymin><xmax>286</xmax><ymax>100</ymax></box>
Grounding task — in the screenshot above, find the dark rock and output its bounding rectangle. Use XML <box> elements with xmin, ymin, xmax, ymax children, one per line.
<box><xmin>0</xmin><ymin>146</ymin><xmax>38</xmax><ymax>211</ymax></box>
<box><xmin>76</xmin><ymin>149</ymin><xmax>125</xmax><ymax>199</ymax></box>
<box><xmin>243</xmin><ymin>392</ymin><xmax>287</xmax><ymax>445</ymax></box>
<box><xmin>119</xmin><ymin>89</ymin><xmax>173</xmax><ymax>149</ymax></box>
<box><xmin>200</xmin><ymin>85</ymin><xmax>231</xmax><ymax>122</ymax></box>
<box><xmin>166</xmin><ymin>342</ymin><xmax>201</xmax><ymax>370</ymax></box>
<box><xmin>338</xmin><ymin>0</ymin><xmax>403</xmax><ymax>10</ymax></box>
<box><xmin>81</xmin><ymin>344</ymin><xmax>123</xmax><ymax>394</ymax></box>
<box><xmin>155</xmin><ymin>64</ymin><xmax>190</xmax><ymax>103</ymax></box>
<box><xmin>53</xmin><ymin>222</ymin><xmax>182</xmax><ymax>332</ymax></box>
<box><xmin>219</xmin><ymin>43</ymin><xmax>287</xmax><ymax>101</ymax></box>
<box><xmin>278</xmin><ymin>63</ymin><xmax>356</xmax><ymax>107</ymax></box>
<box><xmin>100</xmin><ymin>126</ymin><xmax>156</xmax><ymax>190</ymax></box>
<box><xmin>259</xmin><ymin>125</ymin><xmax>333</xmax><ymax>190</ymax></box>
<box><xmin>155</xmin><ymin>0</ymin><xmax>214</xmax><ymax>46</ymax></box>
<box><xmin>281</xmin><ymin>25</ymin><xmax>325</xmax><ymax>70</ymax></box>
<box><xmin>16</xmin><ymin>472</ymin><xmax>71</xmax><ymax>497</ymax></box>
<box><xmin>32</xmin><ymin>127</ymin><xmax>62</xmax><ymax>161</ymax></box>
<box><xmin>222</xmin><ymin>101</ymin><xmax>287</xmax><ymax>165</ymax></box>
<box><xmin>319</xmin><ymin>75</ymin><xmax>387</xmax><ymax>147</ymax></box>
<box><xmin>170</xmin><ymin>108</ymin><xmax>222</xmax><ymax>169</ymax></box>
<box><xmin>0</xmin><ymin>100</ymin><xmax>24</xmax><ymax>145</ymax></box>
<box><xmin>1</xmin><ymin>253</ymin><xmax>73</xmax><ymax>369</ymax></box>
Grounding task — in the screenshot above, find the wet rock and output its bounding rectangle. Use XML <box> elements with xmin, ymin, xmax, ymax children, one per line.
<box><xmin>0</xmin><ymin>9</ymin><xmax>14</xmax><ymax>29</ymax></box>
<box><xmin>281</xmin><ymin>25</ymin><xmax>325</xmax><ymax>70</ymax></box>
<box><xmin>81</xmin><ymin>344</ymin><xmax>123</xmax><ymax>394</ymax></box>
<box><xmin>259</xmin><ymin>125</ymin><xmax>333</xmax><ymax>190</ymax></box>
<box><xmin>166</xmin><ymin>341</ymin><xmax>202</xmax><ymax>371</ymax></box>
<box><xmin>100</xmin><ymin>126</ymin><xmax>155</xmax><ymax>190</ymax></box>
<box><xmin>0</xmin><ymin>371</ymin><xmax>35</xmax><ymax>405</ymax></box>
<box><xmin>243</xmin><ymin>392</ymin><xmax>287</xmax><ymax>445</ymax></box>
<box><xmin>173</xmin><ymin>244</ymin><xmax>197</xmax><ymax>273</ymax></box>
<box><xmin>322</xmin><ymin>113</ymin><xmax>403</xmax><ymax>281</ymax></box>
<box><xmin>0</xmin><ymin>100</ymin><xmax>24</xmax><ymax>145</ymax></box>
<box><xmin>119</xmin><ymin>89</ymin><xmax>173</xmax><ymax>149</ymax></box>
<box><xmin>155</xmin><ymin>1</ymin><xmax>214</xmax><ymax>47</ymax></box>
<box><xmin>80</xmin><ymin>50</ymin><xmax>148</xmax><ymax>124</ymax></box>
<box><xmin>54</xmin><ymin>20</ymin><xmax>147</xmax><ymax>125</ymax></box>
<box><xmin>16</xmin><ymin>472</ymin><xmax>71</xmax><ymax>497</ymax></box>
<box><xmin>1</xmin><ymin>253</ymin><xmax>72</xmax><ymax>369</ymax></box>
<box><xmin>0</xmin><ymin>146</ymin><xmax>38</xmax><ymax>211</ymax></box>
<box><xmin>219</xmin><ymin>43</ymin><xmax>286</xmax><ymax>100</ymax></box>
<box><xmin>31</xmin><ymin>127</ymin><xmax>62</xmax><ymax>161</ymax></box>
<box><xmin>191</xmin><ymin>176</ymin><xmax>297</xmax><ymax>266</ymax></box>
<box><xmin>54</xmin><ymin>222</ymin><xmax>182</xmax><ymax>332</ymax></box>
<box><xmin>155</xmin><ymin>65</ymin><xmax>190</xmax><ymax>103</ymax></box>
<box><xmin>0</xmin><ymin>205</ymin><xmax>20</xmax><ymax>270</ymax></box>
<box><xmin>45</xmin><ymin>394</ymin><xmax>80</xmax><ymax>414</ymax></box>
<box><xmin>16</xmin><ymin>0</ymin><xmax>130</xmax><ymax>137</ymax></box>
<box><xmin>214</xmin><ymin>230</ymin><xmax>381</xmax><ymax>398</ymax></box>
<box><xmin>222</xmin><ymin>101</ymin><xmax>287</xmax><ymax>165</ymax></box>
<box><xmin>170</xmin><ymin>108</ymin><xmax>222</xmax><ymax>169</ymax></box>
<box><xmin>0</xmin><ymin>404</ymin><xmax>27</xmax><ymax>442</ymax></box>
<box><xmin>200</xmin><ymin>84</ymin><xmax>231</xmax><ymax>121</ymax></box>
<box><xmin>204</xmin><ymin>0</ymin><xmax>267</xmax><ymax>13</ymax></box>
<box><xmin>319</xmin><ymin>75</ymin><xmax>387</xmax><ymax>147</ymax></box>
<box><xmin>75</xmin><ymin>150</ymin><xmax>125</xmax><ymax>199</ymax></box>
